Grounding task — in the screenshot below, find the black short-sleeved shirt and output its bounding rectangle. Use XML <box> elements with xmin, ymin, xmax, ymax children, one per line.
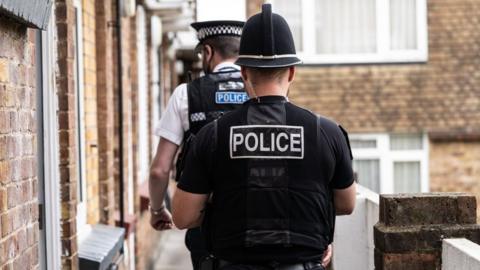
<box><xmin>178</xmin><ymin>117</ymin><xmax>354</xmax><ymax>194</ymax></box>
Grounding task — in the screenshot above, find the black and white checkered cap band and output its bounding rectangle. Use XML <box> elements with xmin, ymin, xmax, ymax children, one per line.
<box><xmin>197</xmin><ymin>25</ymin><xmax>243</xmax><ymax>40</ymax></box>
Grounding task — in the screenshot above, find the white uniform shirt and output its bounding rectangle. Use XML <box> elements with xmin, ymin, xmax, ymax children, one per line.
<box><xmin>155</xmin><ymin>62</ymin><xmax>241</xmax><ymax>145</ymax></box>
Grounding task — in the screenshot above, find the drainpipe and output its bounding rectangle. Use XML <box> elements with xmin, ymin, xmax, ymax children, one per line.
<box><xmin>116</xmin><ymin>0</ymin><xmax>125</xmax><ymax>228</ymax></box>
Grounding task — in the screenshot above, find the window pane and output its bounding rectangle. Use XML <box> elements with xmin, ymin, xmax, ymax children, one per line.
<box><xmin>351</xmin><ymin>139</ymin><xmax>377</xmax><ymax>149</ymax></box>
<box><xmin>394</xmin><ymin>161</ymin><xmax>421</xmax><ymax>193</ymax></box>
<box><xmin>274</xmin><ymin>0</ymin><xmax>303</xmax><ymax>51</ymax></box>
<box><xmin>315</xmin><ymin>0</ymin><xmax>377</xmax><ymax>54</ymax></box>
<box><xmin>353</xmin><ymin>159</ymin><xmax>380</xmax><ymax>193</ymax></box>
<box><xmin>390</xmin><ymin>0</ymin><xmax>417</xmax><ymax>50</ymax></box>
<box><xmin>390</xmin><ymin>134</ymin><xmax>423</xmax><ymax>150</ymax></box>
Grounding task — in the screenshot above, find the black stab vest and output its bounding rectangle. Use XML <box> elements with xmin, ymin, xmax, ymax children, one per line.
<box><xmin>187</xmin><ymin>69</ymin><xmax>247</xmax><ymax>135</ymax></box>
<box><xmin>176</xmin><ymin>68</ymin><xmax>247</xmax><ymax>182</ymax></box>
<box><xmin>206</xmin><ymin>97</ymin><xmax>336</xmax><ymax>262</ymax></box>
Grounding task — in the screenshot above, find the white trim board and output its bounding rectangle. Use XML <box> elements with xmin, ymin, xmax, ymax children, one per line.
<box><xmin>38</xmin><ymin>7</ymin><xmax>62</xmax><ymax>269</ymax></box>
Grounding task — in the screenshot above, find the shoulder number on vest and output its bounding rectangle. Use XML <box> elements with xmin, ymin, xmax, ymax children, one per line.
<box><xmin>229</xmin><ymin>125</ymin><xmax>304</xmax><ymax>159</ymax></box>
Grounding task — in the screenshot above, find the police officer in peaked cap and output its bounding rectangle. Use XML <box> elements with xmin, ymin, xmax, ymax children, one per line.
<box><xmin>148</xmin><ymin>20</ymin><xmax>247</xmax><ymax>270</ymax></box>
<box><xmin>172</xmin><ymin>4</ymin><xmax>356</xmax><ymax>270</ymax></box>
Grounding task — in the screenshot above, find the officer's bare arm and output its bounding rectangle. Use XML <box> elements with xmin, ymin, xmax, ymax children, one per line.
<box><xmin>172</xmin><ymin>189</ymin><xmax>208</xmax><ymax>229</ymax></box>
<box><xmin>333</xmin><ymin>182</ymin><xmax>356</xmax><ymax>215</ymax></box>
<box><xmin>149</xmin><ymin>138</ymin><xmax>179</xmax><ymax>210</ymax></box>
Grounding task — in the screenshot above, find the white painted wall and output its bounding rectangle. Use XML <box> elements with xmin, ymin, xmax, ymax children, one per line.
<box><xmin>333</xmin><ymin>185</ymin><xmax>379</xmax><ymax>270</ymax></box>
<box><xmin>443</xmin><ymin>239</ymin><xmax>480</xmax><ymax>270</ymax></box>
<box><xmin>197</xmin><ymin>0</ymin><xmax>246</xmax><ymax>21</ymax></box>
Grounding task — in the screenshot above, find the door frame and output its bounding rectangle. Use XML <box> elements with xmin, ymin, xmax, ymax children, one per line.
<box><xmin>37</xmin><ymin>7</ymin><xmax>62</xmax><ymax>270</ymax></box>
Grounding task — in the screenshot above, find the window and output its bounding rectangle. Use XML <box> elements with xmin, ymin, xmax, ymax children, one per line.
<box><xmin>350</xmin><ymin>133</ymin><xmax>429</xmax><ymax>194</ymax></box>
<box><xmin>269</xmin><ymin>0</ymin><xmax>428</xmax><ymax>64</ymax></box>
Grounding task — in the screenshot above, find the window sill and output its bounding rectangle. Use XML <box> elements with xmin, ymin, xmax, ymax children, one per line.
<box><xmin>78</xmin><ymin>224</ymin><xmax>125</xmax><ymax>270</ymax></box>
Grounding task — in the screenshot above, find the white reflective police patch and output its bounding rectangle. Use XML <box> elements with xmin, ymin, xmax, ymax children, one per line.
<box><xmin>229</xmin><ymin>125</ymin><xmax>304</xmax><ymax>159</ymax></box>
<box><xmin>216</xmin><ymin>92</ymin><xmax>249</xmax><ymax>104</ymax></box>
<box><xmin>190</xmin><ymin>112</ymin><xmax>206</xmax><ymax>122</ymax></box>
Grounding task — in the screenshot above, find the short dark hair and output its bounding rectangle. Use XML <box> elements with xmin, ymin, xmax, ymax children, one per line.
<box><xmin>202</xmin><ymin>36</ymin><xmax>241</xmax><ymax>59</ymax></box>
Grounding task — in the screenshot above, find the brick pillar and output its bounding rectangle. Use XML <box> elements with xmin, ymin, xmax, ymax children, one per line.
<box><xmin>55</xmin><ymin>0</ymin><xmax>81</xmax><ymax>269</ymax></box>
<box><xmin>374</xmin><ymin>193</ymin><xmax>480</xmax><ymax>270</ymax></box>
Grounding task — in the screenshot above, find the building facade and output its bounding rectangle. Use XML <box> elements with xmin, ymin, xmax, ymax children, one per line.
<box><xmin>246</xmin><ymin>0</ymin><xmax>480</xmax><ymax>217</ymax></box>
<box><xmin>0</xmin><ymin>0</ymin><xmax>195</xmax><ymax>269</ymax></box>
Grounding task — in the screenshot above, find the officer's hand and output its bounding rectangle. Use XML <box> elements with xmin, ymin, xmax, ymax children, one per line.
<box><xmin>321</xmin><ymin>244</ymin><xmax>332</xmax><ymax>267</ymax></box>
<box><xmin>150</xmin><ymin>206</ymin><xmax>174</xmax><ymax>231</ymax></box>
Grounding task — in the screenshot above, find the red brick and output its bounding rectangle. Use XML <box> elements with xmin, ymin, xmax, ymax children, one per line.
<box><xmin>0</xmin><ymin>239</ymin><xmax>4</xmax><ymax>266</ymax></box>
<box><xmin>26</xmin><ymin>224</ymin><xmax>35</xmax><ymax>247</ymax></box>
<box><xmin>9</xmin><ymin>160</ymin><xmax>21</xmax><ymax>182</ymax></box>
<box><xmin>9</xmin><ymin>111</ymin><xmax>19</xmax><ymax>133</ymax></box>
<box><xmin>0</xmin><ymin>161</ymin><xmax>10</xmax><ymax>185</ymax></box>
<box><xmin>28</xmin><ymin>244</ymin><xmax>39</xmax><ymax>267</ymax></box>
<box><xmin>0</xmin><ymin>111</ymin><xmax>11</xmax><ymax>134</ymax></box>
<box><xmin>61</xmin><ymin>235</ymin><xmax>77</xmax><ymax>258</ymax></box>
<box><xmin>1</xmin><ymin>212</ymin><xmax>12</xmax><ymax>238</ymax></box>
<box><xmin>6</xmin><ymin>185</ymin><xmax>18</xmax><ymax>209</ymax></box>
<box><xmin>0</xmin><ymin>59</ymin><xmax>8</xmax><ymax>83</ymax></box>
<box><xmin>0</xmin><ymin>188</ymin><xmax>6</xmax><ymax>213</ymax></box>
<box><xmin>20</xmin><ymin>158</ymin><xmax>33</xmax><ymax>181</ymax></box>
<box><xmin>375</xmin><ymin>250</ymin><xmax>439</xmax><ymax>270</ymax></box>
<box><xmin>16</xmin><ymin>228</ymin><xmax>26</xmax><ymax>253</ymax></box>
<box><xmin>29</xmin><ymin>202</ymin><xmax>38</xmax><ymax>224</ymax></box>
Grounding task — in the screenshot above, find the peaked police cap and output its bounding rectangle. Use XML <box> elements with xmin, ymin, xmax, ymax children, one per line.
<box><xmin>191</xmin><ymin>20</ymin><xmax>244</xmax><ymax>43</ymax></box>
<box><xmin>235</xmin><ymin>4</ymin><xmax>302</xmax><ymax>68</ymax></box>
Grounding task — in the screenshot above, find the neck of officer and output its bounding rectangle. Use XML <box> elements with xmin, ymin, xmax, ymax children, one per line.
<box><xmin>247</xmin><ymin>79</ymin><xmax>289</xmax><ymax>98</ymax></box>
<box><xmin>209</xmin><ymin>56</ymin><xmax>237</xmax><ymax>73</ymax></box>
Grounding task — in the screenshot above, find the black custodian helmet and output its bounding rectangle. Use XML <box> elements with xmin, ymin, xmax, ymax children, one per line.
<box><xmin>235</xmin><ymin>4</ymin><xmax>302</xmax><ymax>68</ymax></box>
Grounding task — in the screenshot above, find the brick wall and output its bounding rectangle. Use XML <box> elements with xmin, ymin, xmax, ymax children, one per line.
<box><xmin>55</xmin><ymin>0</ymin><xmax>80</xmax><ymax>268</ymax></box>
<box><xmin>287</xmin><ymin>0</ymin><xmax>480</xmax><ymax>134</ymax></box>
<box><xmin>82</xmin><ymin>0</ymin><xmax>100</xmax><ymax>225</ymax></box>
<box><xmin>430</xmin><ymin>141</ymin><xmax>480</xmax><ymax>221</ymax></box>
<box><xmin>0</xmin><ymin>17</ymin><xmax>39</xmax><ymax>269</ymax></box>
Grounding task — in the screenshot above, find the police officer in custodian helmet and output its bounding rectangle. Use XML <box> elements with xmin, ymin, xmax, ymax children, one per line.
<box><xmin>172</xmin><ymin>4</ymin><xmax>356</xmax><ymax>270</ymax></box>
<box><xmin>148</xmin><ymin>20</ymin><xmax>246</xmax><ymax>270</ymax></box>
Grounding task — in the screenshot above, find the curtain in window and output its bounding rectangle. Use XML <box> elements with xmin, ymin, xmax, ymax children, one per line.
<box><xmin>394</xmin><ymin>161</ymin><xmax>421</xmax><ymax>193</ymax></box>
<box><xmin>315</xmin><ymin>0</ymin><xmax>377</xmax><ymax>54</ymax></box>
<box><xmin>274</xmin><ymin>0</ymin><xmax>303</xmax><ymax>51</ymax></box>
<box><xmin>390</xmin><ymin>134</ymin><xmax>423</xmax><ymax>150</ymax></box>
<box><xmin>350</xmin><ymin>139</ymin><xmax>377</xmax><ymax>149</ymax></box>
<box><xmin>390</xmin><ymin>0</ymin><xmax>417</xmax><ymax>50</ymax></box>
<box><xmin>353</xmin><ymin>159</ymin><xmax>380</xmax><ymax>193</ymax></box>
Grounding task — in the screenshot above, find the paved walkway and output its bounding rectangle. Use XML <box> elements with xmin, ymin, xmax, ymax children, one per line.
<box><xmin>153</xmin><ymin>229</ymin><xmax>193</xmax><ymax>270</ymax></box>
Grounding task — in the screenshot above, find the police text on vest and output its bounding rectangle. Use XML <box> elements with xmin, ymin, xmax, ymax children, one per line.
<box><xmin>229</xmin><ymin>125</ymin><xmax>304</xmax><ymax>159</ymax></box>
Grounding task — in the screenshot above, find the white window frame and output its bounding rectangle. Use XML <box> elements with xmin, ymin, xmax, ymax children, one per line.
<box><xmin>73</xmin><ymin>0</ymin><xmax>88</xmax><ymax>233</ymax></box>
<box><xmin>350</xmin><ymin>133</ymin><xmax>429</xmax><ymax>194</ymax></box>
<box><xmin>38</xmin><ymin>8</ymin><xmax>62</xmax><ymax>270</ymax></box>
<box><xmin>137</xmin><ymin>6</ymin><xmax>149</xmax><ymax>184</ymax></box>
<box><xmin>269</xmin><ymin>0</ymin><xmax>428</xmax><ymax>64</ymax></box>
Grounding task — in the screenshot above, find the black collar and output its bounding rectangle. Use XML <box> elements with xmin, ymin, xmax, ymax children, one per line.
<box><xmin>245</xmin><ymin>95</ymin><xmax>288</xmax><ymax>104</ymax></box>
